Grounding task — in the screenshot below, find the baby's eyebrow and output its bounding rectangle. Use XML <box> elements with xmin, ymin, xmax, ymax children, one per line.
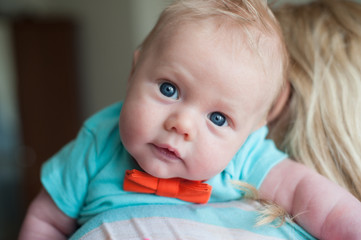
<box><xmin>153</xmin><ymin>60</ymin><xmax>189</xmax><ymax>81</ymax></box>
<box><xmin>212</xmin><ymin>100</ymin><xmax>241</xmax><ymax>119</ymax></box>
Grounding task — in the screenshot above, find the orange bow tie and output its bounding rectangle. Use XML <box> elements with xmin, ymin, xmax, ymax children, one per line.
<box><xmin>123</xmin><ymin>169</ymin><xmax>212</xmax><ymax>204</ymax></box>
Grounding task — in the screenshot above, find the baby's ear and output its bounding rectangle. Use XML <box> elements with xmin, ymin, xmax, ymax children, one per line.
<box><xmin>132</xmin><ymin>49</ymin><xmax>141</xmax><ymax>68</ymax></box>
<box><xmin>267</xmin><ymin>82</ymin><xmax>290</xmax><ymax>122</ymax></box>
<box><xmin>129</xmin><ymin>49</ymin><xmax>141</xmax><ymax>79</ymax></box>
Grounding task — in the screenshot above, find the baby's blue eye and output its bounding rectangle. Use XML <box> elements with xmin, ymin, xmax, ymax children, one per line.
<box><xmin>209</xmin><ymin>112</ymin><xmax>228</xmax><ymax>127</ymax></box>
<box><xmin>159</xmin><ymin>82</ymin><xmax>179</xmax><ymax>99</ymax></box>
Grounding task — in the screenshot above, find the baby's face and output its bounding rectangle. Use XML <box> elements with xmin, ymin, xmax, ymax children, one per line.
<box><xmin>119</xmin><ymin>21</ymin><xmax>278</xmax><ymax>180</ymax></box>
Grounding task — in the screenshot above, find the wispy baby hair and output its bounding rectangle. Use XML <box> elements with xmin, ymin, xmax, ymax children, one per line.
<box><xmin>270</xmin><ymin>0</ymin><xmax>361</xmax><ymax>200</ymax></box>
<box><xmin>137</xmin><ymin>0</ymin><xmax>288</xmax><ymax>90</ymax></box>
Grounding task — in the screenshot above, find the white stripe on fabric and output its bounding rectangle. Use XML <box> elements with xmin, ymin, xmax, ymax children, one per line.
<box><xmin>80</xmin><ymin>216</ymin><xmax>285</xmax><ymax>240</ymax></box>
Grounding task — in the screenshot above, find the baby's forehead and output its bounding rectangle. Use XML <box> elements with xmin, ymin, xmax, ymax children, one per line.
<box><xmin>148</xmin><ymin>20</ymin><xmax>282</xmax><ymax>111</ymax></box>
<box><xmin>159</xmin><ymin>19</ymin><xmax>283</xmax><ymax>94</ymax></box>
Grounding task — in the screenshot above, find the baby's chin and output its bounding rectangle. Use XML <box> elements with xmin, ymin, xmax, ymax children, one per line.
<box><xmin>139</xmin><ymin>165</ymin><xmax>191</xmax><ymax>180</ymax></box>
<box><xmin>141</xmin><ymin>166</ymin><xmax>179</xmax><ymax>179</ymax></box>
<box><xmin>135</xmin><ymin>158</ymin><xmax>211</xmax><ymax>180</ymax></box>
<box><xmin>148</xmin><ymin>170</ymin><xmax>208</xmax><ymax>181</ymax></box>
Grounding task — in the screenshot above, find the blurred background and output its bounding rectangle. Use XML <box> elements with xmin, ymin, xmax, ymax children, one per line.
<box><xmin>0</xmin><ymin>0</ymin><xmax>344</xmax><ymax>238</ymax></box>
<box><xmin>0</xmin><ymin>1</ymin><xmax>170</xmax><ymax>238</ymax></box>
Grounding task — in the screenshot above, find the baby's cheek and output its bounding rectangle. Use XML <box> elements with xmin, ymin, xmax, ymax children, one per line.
<box><xmin>119</xmin><ymin>110</ymin><xmax>138</xmax><ymax>147</ymax></box>
<box><xmin>211</xmin><ymin>151</ymin><xmax>234</xmax><ymax>173</ymax></box>
<box><xmin>194</xmin><ymin>153</ymin><xmax>230</xmax><ymax>180</ymax></box>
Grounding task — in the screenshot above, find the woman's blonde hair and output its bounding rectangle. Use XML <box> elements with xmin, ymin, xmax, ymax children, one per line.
<box><xmin>270</xmin><ymin>0</ymin><xmax>361</xmax><ymax>200</ymax></box>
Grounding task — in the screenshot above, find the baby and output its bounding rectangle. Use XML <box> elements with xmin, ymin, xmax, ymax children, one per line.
<box><xmin>19</xmin><ymin>0</ymin><xmax>361</xmax><ymax>239</ymax></box>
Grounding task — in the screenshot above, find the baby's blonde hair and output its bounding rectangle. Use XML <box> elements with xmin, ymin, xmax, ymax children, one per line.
<box><xmin>137</xmin><ymin>0</ymin><xmax>289</xmax><ymax>100</ymax></box>
<box><xmin>270</xmin><ymin>0</ymin><xmax>361</xmax><ymax>200</ymax></box>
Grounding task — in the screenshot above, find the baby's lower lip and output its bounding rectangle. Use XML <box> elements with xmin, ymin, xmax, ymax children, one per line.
<box><xmin>150</xmin><ymin>144</ymin><xmax>182</xmax><ymax>162</ymax></box>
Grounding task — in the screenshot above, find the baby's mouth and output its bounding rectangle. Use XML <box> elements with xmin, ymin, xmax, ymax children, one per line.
<box><xmin>151</xmin><ymin>143</ymin><xmax>182</xmax><ymax>161</ymax></box>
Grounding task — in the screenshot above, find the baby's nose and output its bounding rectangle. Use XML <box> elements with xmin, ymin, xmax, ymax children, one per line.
<box><xmin>164</xmin><ymin>112</ymin><xmax>196</xmax><ymax>141</ymax></box>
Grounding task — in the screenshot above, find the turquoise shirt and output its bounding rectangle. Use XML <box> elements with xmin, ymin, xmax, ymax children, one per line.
<box><xmin>41</xmin><ymin>102</ymin><xmax>287</xmax><ymax>225</ymax></box>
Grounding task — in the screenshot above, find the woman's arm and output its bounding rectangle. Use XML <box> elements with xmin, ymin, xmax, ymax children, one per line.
<box><xmin>260</xmin><ymin>159</ymin><xmax>361</xmax><ymax>240</ymax></box>
<box><xmin>18</xmin><ymin>189</ymin><xmax>77</xmax><ymax>240</ymax></box>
